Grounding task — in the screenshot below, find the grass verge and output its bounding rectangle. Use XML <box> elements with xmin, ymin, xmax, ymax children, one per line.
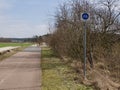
<box><xmin>0</xmin><ymin>48</ymin><xmax>22</xmax><ymax>61</ymax></box>
<box><xmin>0</xmin><ymin>42</ymin><xmax>32</xmax><ymax>48</ymax></box>
<box><xmin>41</xmin><ymin>46</ymin><xmax>93</xmax><ymax>90</ymax></box>
<box><xmin>0</xmin><ymin>43</ymin><xmax>32</xmax><ymax>61</ymax></box>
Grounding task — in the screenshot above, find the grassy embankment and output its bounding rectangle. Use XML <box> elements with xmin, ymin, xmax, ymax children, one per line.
<box><xmin>41</xmin><ymin>46</ymin><xmax>93</xmax><ymax>90</ymax></box>
<box><xmin>0</xmin><ymin>42</ymin><xmax>32</xmax><ymax>48</ymax></box>
<box><xmin>0</xmin><ymin>43</ymin><xmax>32</xmax><ymax>61</ymax></box>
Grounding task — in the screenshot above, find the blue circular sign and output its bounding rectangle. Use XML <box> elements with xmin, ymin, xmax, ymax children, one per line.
<box><xmin>82</xmin><ymin>13</ymin><xmax>89</xmax><ymax>20</ymax></box>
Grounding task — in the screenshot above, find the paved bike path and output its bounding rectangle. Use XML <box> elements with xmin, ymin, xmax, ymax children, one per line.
<box><xmin>0</xmin><ymin>46</ymin><xmax>41</xmax><ymax>90</ymax></box>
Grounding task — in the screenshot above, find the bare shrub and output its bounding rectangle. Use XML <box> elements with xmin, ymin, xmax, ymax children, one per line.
<box><xmin>48</xmin><ymin>0</ymin><xmax>120</xmax><ymax>84</ymax></box>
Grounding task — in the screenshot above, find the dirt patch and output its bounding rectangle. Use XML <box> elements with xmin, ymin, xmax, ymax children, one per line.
<box><xmin>70</xmin><ymin>60</ymin><xmax>120</xmax><ymax>90</ymax></box>
<box><xmin>87</xmin><ymin>69</ymin><xmax>120</xmax><ymax>90</ymax></box>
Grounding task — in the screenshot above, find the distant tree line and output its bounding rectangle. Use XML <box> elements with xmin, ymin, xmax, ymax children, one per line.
<box><xmin>0</xmin><ymin>38</ymin><xmax>11</xmax><ymax>42</ymax></box>
<box><xmin>0</xmin><ymin>37</ymin><xmax>37</xmax><ymax>43</ymax></box>
<box><xmin>32</xmin><ymin>34</ymin><xmax>50</xmax><ymax>45</ymax></box>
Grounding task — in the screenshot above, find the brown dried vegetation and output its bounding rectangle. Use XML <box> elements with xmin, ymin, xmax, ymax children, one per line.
<box><xmin>45</xmin><ymin>0</ymin><xmax>120</xmax><ymax>89</ymax></box>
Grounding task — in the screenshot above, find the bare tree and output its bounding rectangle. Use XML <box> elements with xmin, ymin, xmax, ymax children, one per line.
<box><xmin>48</xmin><ymin>0</ymin><xmax>120</xmax><ymax>69</ymax></box>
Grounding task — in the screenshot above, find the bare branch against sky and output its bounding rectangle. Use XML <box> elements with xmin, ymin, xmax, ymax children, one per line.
<box><xmin>0</xmin><ymin>0</ymin><xmax>119</xmax><ymax>38</ymax></box>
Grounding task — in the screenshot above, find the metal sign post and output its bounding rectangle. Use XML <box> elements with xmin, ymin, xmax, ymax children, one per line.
<box><xmin>81</xmin><ymin>13</ymin><xmax>90</xmax><ymax>79</ymax></box>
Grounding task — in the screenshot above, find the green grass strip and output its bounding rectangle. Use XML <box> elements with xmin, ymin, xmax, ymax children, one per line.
<box><xmin>0</xmin><ymin>43</ymin><xmax>32</xmax><ymax>48</ymax></box>
<box><xmin>41</xmin><ymin>47</ymin><xmax>93</xmax><ymax>90</ymax></box>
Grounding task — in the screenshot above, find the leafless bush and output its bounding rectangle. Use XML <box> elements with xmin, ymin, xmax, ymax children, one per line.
<box><xmin>48</xmin><ymin>0</ymin><xmax>120</xmax><ymax>82</ymax></box>
<box><xmin>49</xmin><ymin>0</ymin><xmax>120</xmax><ymax>60</ymax></box>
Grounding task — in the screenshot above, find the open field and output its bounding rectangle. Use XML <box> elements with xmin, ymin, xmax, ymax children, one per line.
<box><xmin>41</xmin><ymin>46</ymin><xmax>93</xmax><ymax>90</ymax></box>
<box><xmin>0</xmin><ymin>43</ymin><xmax>32</xmax><ymax>48</ymax></box>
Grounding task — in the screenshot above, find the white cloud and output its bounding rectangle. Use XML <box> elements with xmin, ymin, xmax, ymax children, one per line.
<box><xmin>35</xmin><ymin>24</ymin><xmax>49</xmax><ymax>35</ymax></box>
<box><xmin>0</xmin><ymin>19</ymin><xmax>50</xmax><ymax>38</ymax></box>
<box><xmin>0</xmin><ymin>14</ymin><xmax>50</xmax><ymax>38</ymax></box>
<box><xmin>0</xmin><ymin>0</ymin><xmax>50</xmax><ymax>38</ymax></box>
<box><xmin>0</xmin><ymin>0</ymin><xmax>12</xmax><ymax>10</ymax></box>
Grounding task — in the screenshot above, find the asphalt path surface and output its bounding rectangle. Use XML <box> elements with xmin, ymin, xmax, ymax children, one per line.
<box><xmin>0</xmin><ymin>46</ymin><xmax>41</xmax><ymax>90</ymax></box>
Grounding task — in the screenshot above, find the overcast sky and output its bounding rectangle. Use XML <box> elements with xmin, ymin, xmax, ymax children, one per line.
<box><xmin>0</xmin><ymin>0</ymin><xmax>68</xmax><ymax>38</ymax></box>
<box><xmin>0</xmin><ymin>0</ymin><xmax>119</xmax><ymax>38</ymax></box>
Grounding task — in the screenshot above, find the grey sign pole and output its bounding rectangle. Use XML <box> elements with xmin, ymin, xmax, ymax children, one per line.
<box><xmin>83</xmin><ymin>22</ymin><xmax>87</xmax><ymax>79</ymax></box>
<box><xmin>81</xmin><ymin>13</ymin><xmax>90</xmax><ymax>79</ymax></box>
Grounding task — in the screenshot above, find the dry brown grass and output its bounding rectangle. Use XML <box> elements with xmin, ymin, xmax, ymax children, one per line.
<box><xmin>46</xmin><ymin>0</ymin><xmax>120</xmax><ymax>89</ymax></box>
